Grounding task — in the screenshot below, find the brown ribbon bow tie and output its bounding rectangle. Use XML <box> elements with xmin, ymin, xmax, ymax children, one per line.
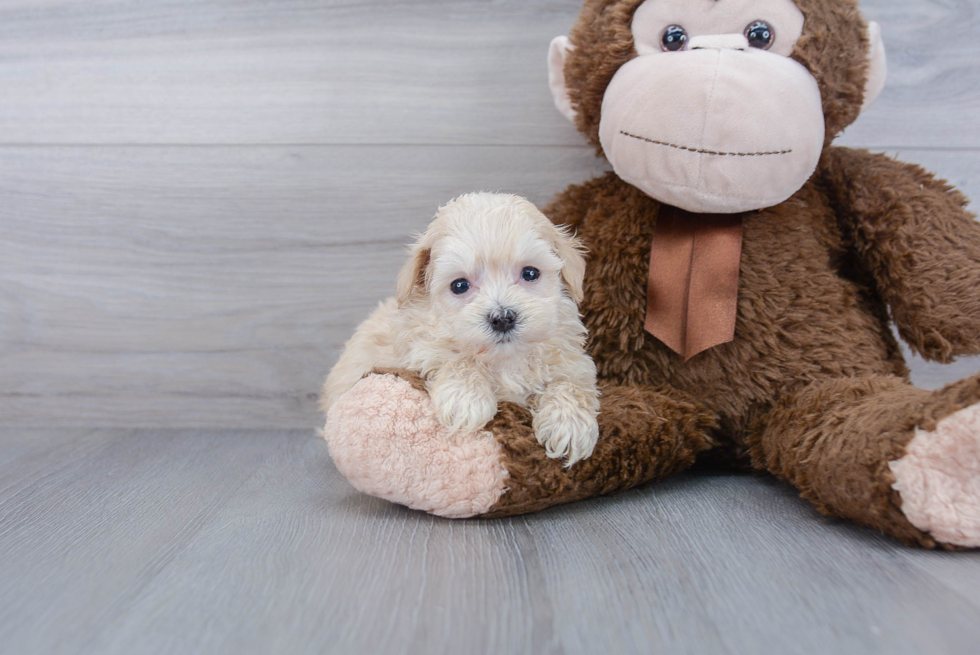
<box><xmin>644</xmin><ymin>205</ymin><xmax>744</xmax><ymax>361</ymax></box>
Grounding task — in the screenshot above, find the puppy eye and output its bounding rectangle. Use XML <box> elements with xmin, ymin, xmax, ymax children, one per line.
<box><xmin>521</xmin><ymin>267</ymin><xmax>540</xmax><ymax>282</ymax></box>
<box><xmin>450</xmin><ymin>279</ymin><xmax>470</xmax><ymax>295</ymax></box>
<box><xmin>745</xmin><ymin>21</ymin><xmax>775</xmax><ymax>50</ymax></box>
<box><xmin>661</xmin><ymin>25</ymin><xmax>688</xmax><ymax>52</ymax></box>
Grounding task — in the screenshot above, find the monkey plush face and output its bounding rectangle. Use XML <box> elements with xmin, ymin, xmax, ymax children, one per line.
<box><xmin>549</xmin><ymin>0</ymin><xmax>887</xmax><ymax>214</ymax></box>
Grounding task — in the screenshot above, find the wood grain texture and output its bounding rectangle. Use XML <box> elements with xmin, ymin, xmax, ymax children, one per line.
<box><xmin>836</xmin><ymin>0</ymin><xmax>980</xmax><ymax>149</ymax></box>
<box><xmin>1</xmin><ymin>428</ymin><xmax>979</xmax><ymax>655</ymax></box>
<box><xmin>0</xmin><ymin>429</ymin><xmax>276</xmax><ymax>654</ymax></box>
<box><xmin>0</xmin><ymin>0</ymin><xmax>975</xmax><ymax>148</ymax></box>
<box><xmin>0</xmin><ymin>145</ymin><xmax>609</xmax><ymax>427</ymax></box>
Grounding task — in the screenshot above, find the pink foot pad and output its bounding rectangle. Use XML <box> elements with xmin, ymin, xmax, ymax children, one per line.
<box><xmin>324</xmin><ymin>373</ymin><xmax>508</xmax><ymax>518</ymax></box>
<box><xmin>890</xmin><ymin>403</ymin><xmax>980</xmax><ymax>547</ymax></box>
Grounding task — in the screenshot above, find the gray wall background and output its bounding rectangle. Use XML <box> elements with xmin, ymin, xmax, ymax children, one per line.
<box><xmin>1</xmin><ymin>0</ymin><xmax>978</xmax><ymax>429</ymax></box>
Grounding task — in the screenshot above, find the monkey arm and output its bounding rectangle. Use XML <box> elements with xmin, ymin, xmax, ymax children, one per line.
<box><xmin>482</xmin><ymin>381</ymin><xmax>718</xmax><ymax>517</ymax></box>
<box><xmin>820</xmin><ymin>146</ymin><xmax>980</xmax><ymax>362</ymax></box>
<box><xmin>325</xmin><ymin>369</ymin><xmax>718</xmax><ymax>518</ymax></box>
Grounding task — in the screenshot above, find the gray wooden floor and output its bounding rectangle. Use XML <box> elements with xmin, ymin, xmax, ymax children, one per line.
<box><xmin>2</xmin><ymin>0</ymin><xmax>980</xmax><ymax>653</ymax></box>
<box><xmin>1</xmin><ymin>428</ymin><xmax>979</xmax><ymax>655</ymax></box>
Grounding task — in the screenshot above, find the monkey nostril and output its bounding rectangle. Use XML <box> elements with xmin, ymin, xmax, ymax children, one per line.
<box><xmin>488</xmin><ymin>308</ymin><xmax>518</xmax><ymax>333</ymax></box>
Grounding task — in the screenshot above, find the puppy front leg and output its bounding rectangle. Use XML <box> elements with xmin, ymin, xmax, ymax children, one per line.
<box><xmin>532</xmin><ymin>380</ymin><xmax>600</xmax><ymax>466</ymax></box>
<box><xmin>427</xmin><ymin>360</ymin><xmax>498</xmax><ymax>435</ymax></box>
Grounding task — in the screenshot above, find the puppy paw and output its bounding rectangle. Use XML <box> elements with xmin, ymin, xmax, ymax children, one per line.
<box><xmin>532</xmin><ymin>386</ymin><xmax>600</xmax><ymax>466</ymax></box>
<box><xmin>429</xmin><ymin>378</ymin><xmax>498</xmax><ymax>435</ymax></box>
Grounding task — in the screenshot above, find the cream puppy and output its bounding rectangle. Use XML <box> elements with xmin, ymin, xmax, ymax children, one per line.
<box><xmin>322</xmin><ymin>192</ymin><xmax>600</xmax><ymax>465</ymax></box>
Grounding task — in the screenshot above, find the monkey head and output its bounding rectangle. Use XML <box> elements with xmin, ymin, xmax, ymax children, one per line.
<box><xmin>549</xmin><ymin>0</ymin><xmax>887</xmax><ymax>213</ymax></box>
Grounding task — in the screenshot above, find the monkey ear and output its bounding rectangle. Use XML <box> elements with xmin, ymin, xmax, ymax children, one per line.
<box><xmin>548</xmin><ymin>36</ymin><xmax>576</xmax><ymax>123</ymax></box>
<box><xmin>395</xmin><ymin>245</ymin><xmax>431</xmax><ymax>306</ymax></box>
<box><xmin>550</xmin><ymin>224</ymin><xmax>587</xmax><ymax>304</ymax></box>
<box><xmin>861</xmin><ymin>21</ymin><xmax>887</xmax><ymax>113</ymax></box>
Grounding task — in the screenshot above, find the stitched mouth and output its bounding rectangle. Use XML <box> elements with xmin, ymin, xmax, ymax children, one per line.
<box><xmin>620</xmin><ymin>131</ymin><xmax>792</xmax><ymax>157</ymax></box>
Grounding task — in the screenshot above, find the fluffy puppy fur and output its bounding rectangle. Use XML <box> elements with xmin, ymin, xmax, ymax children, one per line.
<box><xmin>322</xmin><ymin>192</ymin><xmax>600</xmax><ymax>465</ymax></box>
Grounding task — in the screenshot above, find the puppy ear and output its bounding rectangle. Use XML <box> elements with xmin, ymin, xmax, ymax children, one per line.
<box><xmin>395</xmin><ymin>246</ymin><xmax>431</xmax><ymax>305</ymax></box>
<box><xmin>550</xmin><ymin>224</ymin><xmax>587</xmax><ymax>303</ymax></box>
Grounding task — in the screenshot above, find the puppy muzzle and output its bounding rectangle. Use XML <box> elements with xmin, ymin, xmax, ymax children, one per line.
<box><xmin>488</xmin><ymin>308</ymin><xmax>518</xmax><ymax>335</ymax></box>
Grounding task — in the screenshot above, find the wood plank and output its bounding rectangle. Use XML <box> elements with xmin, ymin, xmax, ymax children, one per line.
<box><xmin>0</xmin><ymin>144</ymin><xmax>609</xmax><ymax>427</ymax></box>
<box><xmin>0</xmin><ymin>0</ymin><xmax>975</xmax><ymax>148</ymax></box>
<box><xmin>525</xmin><ymin>475</ymin><xmax>980</xmax><ymax>655</ymax></box>
<box><xmin>2</xmin><ymin>145</ymin><xmax>976</xmax><ymax>428</ymax></box>
<box><xmin>0</xmin><ymin>0</ymin><xmax>584</xmax><ymax>146</ymax></box>
<box><xmin>2</xmin><ymin>428</ymin><xmax>979</xmax><ymax>654</ymax></box>
<box><xmin>0</xmin><ymin>426</ymin><xmax>98</xmax><ymax>469</ymax></box>
<box><xmin>83</xmin><ymin>431</ymin><xmax>550</xmax><ymax>655</ymax></box>
<box><xmin>837</xmin><ymin>0</ymin><xmax>980</xmax><ymax>149</ymax></box>
<box><xmin>0</xmin><ymin>429</ymin><xmax>276</xmax><ymax>655</ymax></box>
<box><xmin>896</xmin><ymin>548</ymin><xmax>980</xmax><ymax>616</ymax></box>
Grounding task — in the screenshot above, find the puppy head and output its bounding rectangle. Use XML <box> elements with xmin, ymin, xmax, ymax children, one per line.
<box><xmin>397</xmin><ymin>192</ymin><xmax>587</xmax><ymax>353</ymax></box>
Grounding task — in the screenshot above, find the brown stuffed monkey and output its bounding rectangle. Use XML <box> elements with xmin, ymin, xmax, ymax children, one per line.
<box><xmin>325</xmin><ymin>0</ymin><xmax>980</xmax><ymax>549</ymax></box>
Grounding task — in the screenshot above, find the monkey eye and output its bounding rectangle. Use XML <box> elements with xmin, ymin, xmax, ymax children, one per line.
<box><xmin>745</xmin><ymin>21</ymin><xmax>775</xmax><ymax>50</ymax></box>
<box><xmin>451</xmin><ymin>279</ymin><xmax>470</xmax><ymax>295</ymax></box>
<box><xmin>521</xmin><ymin>267</ymin><xmax>540</xmax><ymax>282</ymax></box>
<box><xmin>660</xmin><ymin>25</ymin><xmax>688</xmax><ymax>52</ymax></box>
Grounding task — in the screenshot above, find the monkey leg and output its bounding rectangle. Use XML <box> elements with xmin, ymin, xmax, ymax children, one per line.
<box><xmin>753</xmin><ymin>375</ymin><xmax>980</xmax><ymax>548</ymax></box>
<box><xmin>324</xmin><ymin>369</ymin><xmax>717</xmax><ymax>518</ymax></box>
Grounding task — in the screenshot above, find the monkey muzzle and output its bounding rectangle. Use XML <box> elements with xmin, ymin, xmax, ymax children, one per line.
<box><xmin>598</xmin><ymin>45</ymin><xmax>825</xmax><ymax>214</ymax></box>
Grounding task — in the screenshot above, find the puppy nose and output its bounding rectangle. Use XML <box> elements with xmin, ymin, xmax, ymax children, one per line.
<box><xmin>488</xmin><ymin>308</ymin><xmax>518</xmax><ymax>333</ymax></box>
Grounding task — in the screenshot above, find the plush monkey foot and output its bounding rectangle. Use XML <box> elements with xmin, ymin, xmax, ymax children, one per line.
<box><xmin>324</xmin><ymin>370</ymin><xmax>508</xmax><ymax>518</ymax></box>
<box><xmin>890</xmin><ymin>403</ymin><xmax>980</xmax><ymax>548</ymax></box>
<box><xmin>756</xmin><ymin>375</ymin><xmax>980</xmax><ymax>548</ymax></box>
<box><xmin>324</xmin><ymin>369</ymin><xmax>717</xmax><ymax>518</ymax></box>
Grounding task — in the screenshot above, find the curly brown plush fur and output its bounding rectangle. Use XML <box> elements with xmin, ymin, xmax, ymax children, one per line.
<box><xmin>484</xmin><ymin>382</ymin><xmax>718</xmax><ymax>517</ymax></box>
<box><xmin>472</xmin><ymin>0</ymin><xmax>980</xmax><ymax>547</ymax></box>
<box><xmin>478</xmin><ymin>158</ymin><xmax>980</xmax><ymax>546</ymax></box>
